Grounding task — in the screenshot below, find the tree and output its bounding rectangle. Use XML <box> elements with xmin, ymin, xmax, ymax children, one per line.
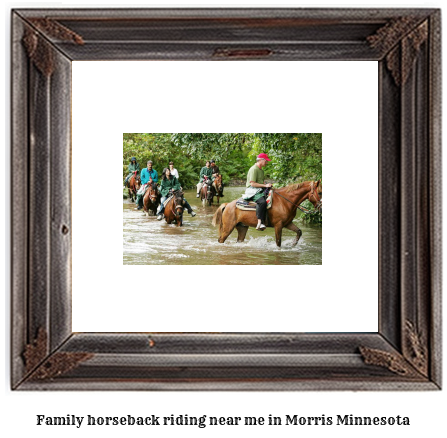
<box><xmin>123</xmin><ymin>133</ymin><xmax>322</xmax><ymax>189</ymax></box>
<box><xmin>252</xmin><ymin>133</ymin><xmax>322</xmax><ymax>185</ymax></box>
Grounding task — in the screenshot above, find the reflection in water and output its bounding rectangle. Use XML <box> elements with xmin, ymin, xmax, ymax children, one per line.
<box><xmin>123</xmin><ymin>187</ymin><xmax>322</xmax><ymax>265</ymax></box>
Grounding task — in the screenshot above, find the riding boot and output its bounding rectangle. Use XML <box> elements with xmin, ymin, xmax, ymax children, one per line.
<box><xmin>183</xmin><ymin>200</ymin><xmax>196</xmax><ymax>216</ymax></box>
<box><xmin>187</xmin><ymin>205</ymin><xmax>197</xmax><ymax>217</ymax></box>
<box><xmin>255</xmin><ymin>196</ymin><xmax>267</xmax><ymax>226</ymax></box>
<box><xmin>135</xmin><ymin>194</ymin><xmax>143</xmax><ymax>210</ymax></box>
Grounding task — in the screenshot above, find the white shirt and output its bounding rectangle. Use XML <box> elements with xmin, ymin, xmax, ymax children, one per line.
<box><xmin>169</xmin><ymin>167</ymin><xmax>179</xmax><ymax>179</ymax></box>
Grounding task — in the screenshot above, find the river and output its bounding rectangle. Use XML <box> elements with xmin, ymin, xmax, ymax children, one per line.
<box><xmin>123</xmin><ymin>186</ymin><xmax>322</xmax><ymax>265</ymax></box>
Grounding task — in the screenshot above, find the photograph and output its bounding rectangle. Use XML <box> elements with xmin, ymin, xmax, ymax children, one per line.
<box><xmin>3</xmin><ymin>2</ymin><xmax>445</xmax><ymax>438</ymax></box>
<box><xmin>123</xmin><ymin>133</ymin><xmax>322</xmax><ymax>265</ymax></box>
<box><xmin>6</xmin><ymin>1</ymin><xmax>442</xmax><ymax>422</ymax></box>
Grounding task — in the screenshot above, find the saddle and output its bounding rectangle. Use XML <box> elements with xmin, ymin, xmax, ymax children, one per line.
<box><xmin>236</xmin><ymin>190</ymin><xmax>273</xmax><ymax>211</ymax></box>
<box><xmin>163</xmin><ymin>195</ymin><xmax>173</xmax><ymax>207</ymax></box>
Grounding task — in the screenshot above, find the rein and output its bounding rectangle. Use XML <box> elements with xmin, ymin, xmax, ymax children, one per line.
<box><xmin>130</xmin><ymin>173</ymin><xmax>141</xmax><ymax>190</ymax></box>
<box><xmin>149</xmin><ymin>188</ymin><xmax>157</xmax><ymax>201</ymax></box>
<box><xmin>309</xmin><ymin>183</ymin><xmax>322</xmax><ymax>209</ymax></box>
<box><xmin>170</xmin><ymin>192</ymin><xmax>183</xmax><ymax>217</ymax></box>
<box><xmin>272</xmin><ymin>186</ymin><xmax>319</xmax><ymax>214</ymax></box>
<box><xmin>213</xmin><ymin>180</ymin><xmax>222</xmax><ymax>194</ymax></box>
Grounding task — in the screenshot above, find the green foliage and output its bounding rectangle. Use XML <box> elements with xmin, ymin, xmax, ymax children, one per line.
<box><xmin>176</xmin><ymin>162</ymin><xmax>198</xmax><ymax>189</ymax></box>
<box><xmin>123</xmin><ymin>133</ymin><xmax>201</xmax><ymax>188</ymax></box>
<box><xmin>171</xmin><ymin>133</ymin><xmax>255</xmax><ymax>163</ymax></box>
<box><xmin>123</xmin><ymin>133</ymin><xmax>322</xmax><ymax>192</ymax></box>
<box><xmin>252</xmin><ymin>133</ymin><xmax>322</xmax><ymax>185</ymax></box>
<box><xmin>298</xmin><ymin>199</ymin><xmax>322</xmax><ymax>224</ymax></box>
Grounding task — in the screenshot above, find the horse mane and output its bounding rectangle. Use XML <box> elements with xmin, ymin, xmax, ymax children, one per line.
<box><xmin>281</xmin><ymin>182</ymin><xmax>311</xmax><ymax>193</ymax></box>
<box><xmin>173</xmin><ymin>189</ymin><xmax>183</xmax><ymax>197</ymax></box>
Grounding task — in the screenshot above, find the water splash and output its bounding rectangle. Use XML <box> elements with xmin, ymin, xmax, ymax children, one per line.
<box><xmin>123</xmin><ymin>187</ymin><xmax>322</xmax><ymax>265</ymax></box>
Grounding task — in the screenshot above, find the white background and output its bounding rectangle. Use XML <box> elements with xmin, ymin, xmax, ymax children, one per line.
<box><xmin>2</xmin><ymin>1</ymin><xmax>445</xmax><ymax>438</ymax></box>
<box><xmin>72</xmin><ymin>60</ymin><xmax>378</xmax><ymax>332</ymax></box>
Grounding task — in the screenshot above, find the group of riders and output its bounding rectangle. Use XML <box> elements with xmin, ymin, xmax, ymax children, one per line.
<box><xmin>124</xmin><ymin>159</ymin><xmax>195</xmax><ymax>220</ymax></box>
<box><xmin>124</xmin><ymin>153</ymin><xmax>273</xmax><ymax>229</ymax></box>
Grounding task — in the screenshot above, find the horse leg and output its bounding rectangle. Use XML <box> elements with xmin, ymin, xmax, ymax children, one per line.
<box><xmin>218</xmin><ymin>227</ymin><xmax>233</xmax><ymax>243</ymax></box>
<box><xmin>236</xmin><ymin>225</ymin><xmax>249</xmax><ymax>243</ymax></box>
<box><xmin>274</xmin><ymin>224</ymin><xmax>283</xmax><ymax>248</ymax></box>
<box><xmin>285</xmin><ymin>222</ymin><xmax>302</xmax><ymax>247</ymax></box>
<box><xmin>218</xmin><ymin>216</ymin><xmax>237</xmax><ymax>243</ymax></box>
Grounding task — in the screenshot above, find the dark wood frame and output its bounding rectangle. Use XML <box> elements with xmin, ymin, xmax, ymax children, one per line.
<box><xmin>11</xmin><ymin>8</ymin><xmax>441</xmax><ymax>390</ymax></box>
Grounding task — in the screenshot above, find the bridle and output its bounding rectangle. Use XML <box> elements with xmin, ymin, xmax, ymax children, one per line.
<box><xmin>203</xmin><ymin>176</ymin><xmax>213</xmax><ymax>195</ymax></box>
<box><xmin>213</xmin><ymin>176</ymin><xmax>223</xmax><ymax>194</ymax></box>
<box><xmin>272</xmin><ymin>182</ymin><xmax>322</xmax><ymax>214</ymax></box>
<box><xmin>171</xmin><ymin>191</ymin><xmax>184</xmax><ymax>218</ymax></box>
<box><xmin>149</xmin><ymin>184</ymin><xmax>158</xmax><ymax>202</ymax></box>
<box><xmin>308</xmin><ymin>182</ymin><xmax>322</xmax><ymax>210</ymax></box>
<box><xmin>131</xmin><ymin>171</ymin><xmax>141</xmax><ymax>190</ymax></box>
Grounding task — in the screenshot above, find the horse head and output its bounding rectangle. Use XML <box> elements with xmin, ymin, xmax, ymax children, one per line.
<box><xmin>308</xmin><ymin>180</ymin><xmax>322</xmax><ymax>210</ymax></box>
<box><xmin>172</xmin><ymin>190</ymin><xmax>184</xmax><ymax>217</ymax></box>
<box><xmin>134</xmin><ymin>173</ymin><xmax>141</xmax><ymax>190</ymax></box>
<box><xmin>213</xmin><ymin>174</ymin><xmax>223</xmax><ymax>194</ymax></box>
<box><xmin>148</xmin><ymin>182</ymin><xmax>158</xmax><ymax>203</ymax></box>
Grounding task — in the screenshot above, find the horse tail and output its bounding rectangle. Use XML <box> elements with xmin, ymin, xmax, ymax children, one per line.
<box><xmin>212</xmin><ymin>203</ymin><xmax>227</xmax><ymax>229</ymax></box>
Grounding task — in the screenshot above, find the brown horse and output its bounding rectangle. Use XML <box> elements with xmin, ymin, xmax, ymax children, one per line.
<box><xmin>212</xmin><ymin>180</ymin><xmax>322</xmax><ymax>247</ymax></box>
<box><xmin>163</xmin><ymin>190</ymin><xmax>184</xmax><ymax>226</ymax></box>
<box><xmin>143</xmin><ymin>182</ymin><xmax>160</xmax><ymax>216</ymax></box>
<box><xmin>212</xmin><ymin>174</ymin><xmax>224</xmax><ymax>204</ymax></box>
<box><xmin>128</xmin><ymin>171</ymin><xmax>141</xmax><ymax>202</ymax></box>
<box><xmin>200</xmin><ymin>176</ymin><xmax>213</xmax><ymax>206</ymax></box>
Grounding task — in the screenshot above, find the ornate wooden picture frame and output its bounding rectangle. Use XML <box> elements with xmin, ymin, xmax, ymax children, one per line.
<box><xmin>11</xmin><ymin>8</ymin><xmax>441</xmax><ymax>390</ymax></box>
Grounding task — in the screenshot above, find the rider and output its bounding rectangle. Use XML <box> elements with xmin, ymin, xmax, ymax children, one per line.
<box><xmin>196</xmin><ymin>160</ymin><xmax>213</xmax><ymax>197</ymax></box>
<box><xmin>135</xmin><ymin>160</ymin><xmax>159</xmax><ymax>210</ymax></box>
<box><xmin>157</xmin><ymin>168</ymin><xmax>196</xmax><ymax>220</ymax></box>
<box><xmin>168</xmin><ymin>161</ymin><xmax>179</xmax><ymax>179</ymax></box>
<box><xmin>124</xmin><ymin>157</ymin><xmax>140</xmax><ymax>188</ymax></box>
<box><xmin>210</xmin><ymin>159</ymin><xmax>223</xmax><ymax>197</ymax></box>
<box><xmin>242</xmin><ymin>153</ymin><xmax>272</xmax><ymax>231</ymax></box>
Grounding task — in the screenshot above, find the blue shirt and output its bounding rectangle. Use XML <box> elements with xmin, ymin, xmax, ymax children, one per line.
<box><xmin>140</xmin><ymin>168</ymin><xmax>158</xmax><ymax>185</ymax></box>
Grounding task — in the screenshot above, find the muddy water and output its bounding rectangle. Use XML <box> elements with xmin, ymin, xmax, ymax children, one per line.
<box><xmin>123</xmin><ymin>187</ymin><xmax>322</xmax><ymax>265</ymax></box>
